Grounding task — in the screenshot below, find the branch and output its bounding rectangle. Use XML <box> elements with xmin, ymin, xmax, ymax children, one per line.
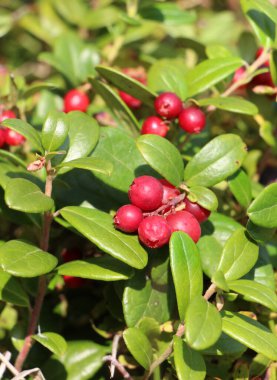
<box><xmin>103</xmin><ymin>355</ymin><xmax>133</xmax><ymax>380</ymax></box>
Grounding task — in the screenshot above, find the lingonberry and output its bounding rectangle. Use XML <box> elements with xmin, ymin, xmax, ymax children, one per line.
<box><xmin>5</xmin><ymin>128</ymin><xmax>25</xmax><ymax>146</ymax></box>
<box><xmin>138</xmin><ymin>215</ymin><xmax>171</xmax><ymax>248</ymax></box>
<box><xmin>178</xmin><ymin>107</ymin><xmax>206</xmax><ymax>134</ymax></box>
<box><xmin>251</xmin><ymin>70</ymin><xmax>275</xmax><ymax>88</ymax></box>
<box><xmin>0</xmin><ymin>129</ymin><xmax>5</xmax><ymax>148</ymax></box>
<box><xmin>64</xmin><ymin>89</ymin><xmax>90</xmax><ymax>113</ymax></box>
<box><xmin>61</xmin><ymin>248</ymin><xmax>82</xmax><ymax>263</ymax></box>
<box><xmin>119</xmin><ymin>91</ymin><xmax>142</xmax><ymax>109</ymax></box>
<box><xmin>166</xmin><ymin>210</ymin><xmax>201</xmax><ymax>243</ymax></box>
<box><xmin>141</xmin><ymin>116</ymin><xmax>169</xmax><ymax>137</ymax></box>
<box><xmin>159</xmin><ymin>179</ymin><xmax>180</xmax><ymax>204</ymax></box>
<box><xmin>114</xmin><ymin>204</ymin><xmax>143</xmax><ymax>233</ymax></box>
<box><xmin>154</xmin><ymin>92</ymin><xmax>183</xmax><ymax>119</ymax></box>
<box><xmin>184</xmin><ymin>198</ymin><xmax>211</xmax><ymax>223</ymax></box>
<box><xmin>63</xmin><ymin>275</ymin><xmax>86</xmax><ymax>289</ymax></box>
<box><xmin>0</xmin><ymin>110</ymin><xmax>16</xmax><ymax>122</ymax></box>
<box><xmin>128</xmin><ymin>176</ymin><xmax>163</xmax><ymax>211</ymax></box>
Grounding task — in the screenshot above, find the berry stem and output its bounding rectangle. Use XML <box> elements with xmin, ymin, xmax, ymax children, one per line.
<box><xmin>143</xmin><ymin>192</ymin><xmax>187</xmax><ymax>217</ymax></box>
<box><xmin>103</xmin><ymin>355</ymin><xmax>133</xmax><ymax>380</ymax></box>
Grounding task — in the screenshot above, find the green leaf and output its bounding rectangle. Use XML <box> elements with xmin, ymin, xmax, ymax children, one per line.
<box><xmin>249</xmin><ymin>353</ymin><xmax>272</xmax><ymax>378</ymax></box>
<box><xmin>42</xmin><ymin>111</ymin><xmax>68</xmax><ymax>152</ymax></box>
<box><xmin>33</xmin><ymin>332</ymin><xmax>67</xmax><ymax>357</ymax></box>
<box><xmin>96</xmin><ymin>66</ymin><xmax>156</xmax><ymax>107</ymax></box>
<box><xmin>123</xmin><ymin>327</ymin><xmax>153</xmax><ymax>369</ymax></box>
<box><xmin>184</xmin><ymin>134</ymin><xmax>247</xmax><ymax>187</ymax></box>
<box><xmin>228</xmin><ymin>168</ymin><xmax>253</xmax><ymax>208</ymax></box>
<box><xmin>221</xmin><ymin>310</ymin><xmax>277</xmax><ymax>360</ymax></box>
<box><xmin>206</xmin><ymin>45</ymin><xmax>233</xmax><ymax>59</ymax></box>
<box><xmin>185</xmin><ymin>296</ymin><xmax>222</xmax><ymax>350</ymax></box>
<box><xmin>227</xmin><ymin>279</ymin><xmax>277</xmax><ymax>311</ymax></box>
<box><xmin>57</xmin><ymin>255</ymin><xmax>133</xmax><ymax>281</ymax></box>
<box><xmin>58</xmin><ymin>157</ymin><xmax>113</xmax><ymax>176</ymax></box>
<box><xmin>137</xmin><ymin>135</ymin><xmax>184</xmax><ymax>186</ymax></box>
<box><xmin>197</xmin><ymin>236</ymin><xmax>223</xmax><ymax>278</ymax></box>
<box><xmin>5</xmin><ymin>178</ymin><xmax>54</xmax><ymax>213</ymax></box>
<box><xmin>212</xmin><ymin>270</ymin><xmax>229</xmax><ymax>292</ymax></box>
<box><xmin>0</xmin><ymin>240</ymin><xmax>57</xmax><ymax>277</ymax></box>
<box><xmin>148</xmin><ymin>59</ymin><xmax>188</xmax><ymax>99</ymax></box>
<box><xmin>139</xmin><ymin>3</ymin><xmax>196</xmax><ymax>26</ymax></box>
<box><xmin>21</xmin><ymin>82</ymin><xmax>60</xmax><ymax>99</ymax></box>
<box><xmin>1</xmin><ymin>118</ymin><xmax>43</xmax><ymax>153</ymax></box>
<box><xmin>217</xmin><ymin>228</ymin><xmax>259</xmax><ymax>281</ymax></box>
<box><xmin>198</xmin><ymin>97</ymin><xmax>258</xmax><ymax>115</ymax></box>
<box><xmin>170</xmin><ymin>232</ymin><xmax>203</xmax><ymax>321</ymax></box>
<box><xmin>246</xmin><ymin>220</ymin><xmax>275</xmax><ymax>243</ymax></box>
<box><xmin>249</xmin><ymin>0</ymin><xmax>277</xmax><ymax>26</ymax></box>
<box><xmin>60</xmin><ymin>207</ymin><xmax>147</xmax><ymax>269</ymax></box>
<box><xmin>188</xmin><ymin>186</ymin><xmax>218</xmax><ymax>211</ymax></box>
<box><xmin>0</xmin><ymin>269</ymin><xmax>29</xmax><ymax>307</ymax></box>
<box><xmin>188</xmin><ymin>57</ymin><xmax>243</xmax><ymax>97</ymax></box>
<box><xmin>200</xmin><ymin>332</ymin><xmax>246</xmax><ymax>356</ymax></box>
<box><xmin>174</xmin><ymin>337</ymin><xmax>206</xmax><ymax>380</ymax></box>
<box><xmin>247</xmin><ymin>183</ymin><xmax>277</xmax><ymax>228</ymax></box>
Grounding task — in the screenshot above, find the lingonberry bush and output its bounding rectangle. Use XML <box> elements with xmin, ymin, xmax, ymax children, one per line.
<box><xmin>0</xmin><ymin>1</ymin><xmax>276</xmax><ymax>379</ymax></box>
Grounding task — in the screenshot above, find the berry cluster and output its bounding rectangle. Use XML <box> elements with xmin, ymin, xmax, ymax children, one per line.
<box><xmin>0</xmin><ymin>110</ymin><xmax>25</xmax><ymax>147</ymax></box>
<box><xmin>114</xmin><ymin>175</ymin><xmax>210</xmax><ymax>249</ymax></box>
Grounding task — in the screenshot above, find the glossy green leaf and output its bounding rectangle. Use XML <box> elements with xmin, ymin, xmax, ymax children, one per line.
<box><xmin>212</xmin><ymin>270</ymin><xmax>229</xmax><ymax>292</ymax></box>
<box><xmin>57</xmin><ymin>255</ymin><xmax>133</xmax><ymax>281</ymax></box>
<box><xmin>246</xmin><ymin>220</ymin><xmax>275</xmax><ymax>243</ymax></box>
<box><xmin>221</xmin><ymin>310</ymin><xmax>277</xmax><ymax>360</ymax></box>
<box><xmin>5</xmin><ymin>178</ymin><xmax>54</xmax><ymax>213</ymax></box>
<box><xmin>96</xmin><ymin>66</ymin><xmax>156</xmax><ymax>107</ymax></box>
<box><xmin>228</xmin><ymin>168</ymin><xmax>252</xmax><ymax>208</ymax></box>
<box><xmin>184</xmin><ymin>134</ymin><xmax>247</xmax><ymax>187</ymax></box>
<box><xmin>200</xmin><ymin>332</ymin><xmax>246</xmax><ymax>356</ymax></box>
<box><xmin>188</xmin><ymin>186</ymin><xmax>218</xmax><ymax>211</ymax></box>
<box><xmin>0</xmin><ymin>240</ymin><xmax>57</xmax><ymax>277</ymax></box>
<box><xmin>249</xmin><ymin>0</ymin><xmax>277</xmax><ymax>26</ymax></box>
<box><xmin>137</xmin><ymin>134</ymin><xmax>184</xmax><ymax>186</ymax></box>
<box><xmin>185</xmin><ymin>296</ymin><xmax>222</xmax><ymax>350</ymax></box>
<box><xmin>33</xmin><ymin>332</ymin><xmax>67</xmax><ymax>357</ymax></box>
<box><xmin>42</xmin><ymin>111</ymin><xmax>68</xmax><ymax>152</ymax></box>
<box><xmin>60</xmin><ymin>207</ymin><xmax>147</xmax><ymax>269</ymax></box>
<box><xmin>227</xmin><ymin>279</ymin><xmax>277</xmax><ymax>311</ymax></box>
<box><xmin>198</xmin><ymin>97</ymin><xmax>258</xmax><ymax>115</ymax></box>
<box><xmin>217</xmin><ymin>228</ymin><xmax>259</xmax><ymax>281</ymax></box>
<box><xmin>0</xmin><ymin>269</ymin><xmax>29</xmax><ymax>307</ymax></box>
<box><xmin>58</xmin><ymin>157</ymin><xmax>113</xmax><ymax>176</ymax></box>
<box><xmin>170</xmin><ymin>232</ymin><xmax>203</xmax><ymax>320</ymax></box>
<box><xmin>197</xmin><ymin>236</ymin><xmax>223</xmax><ymax>278</ymax></box>
<box><xmin>1</xmin><ymin>118</ymin><xmax>43</xmax><ymax>153</ymax></box>
<box><xmin>188</xmin><ymin>57</ymin><xmax>243</xmax><ymax>96</ymax></box>
<box><xmin>123</xmin><ymin>327</ymin><xmax>153</xmax><ymax>369</ymax></box>
<box><xmin>247</xmin><ymin>183</ymin><xmax>277</xmax><ymax>228</ymax></box>
<box><xmin>174</xmin><ymin>337</ymin><xmax>206</xmax><ymax>380</ymax></box>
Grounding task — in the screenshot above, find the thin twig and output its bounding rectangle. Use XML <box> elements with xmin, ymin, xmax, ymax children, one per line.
<box><xmin>204</xmin><ymin>283</ymin><xmax>217</xmax><ymax>300</ymax></box>
<box><xmin>110</xmin><ymin>334</ymin><xmax>122</xmax><ymax>378</ymax></box>
<box><xmin>103</xmin><ymin>355</ymin><xmax>133</xmax><ymax>380</ymax></box>
<box><xmin>0</xmin><ymin>352</ymin><xmax>19</xmax><ymax>377</ymax></box>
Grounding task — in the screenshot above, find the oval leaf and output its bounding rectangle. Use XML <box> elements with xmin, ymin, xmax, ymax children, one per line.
<box><xmin>217</xmin><ymin>228</ymin><xmax>259</xmax><ymax>281</ymax></box>
<box><xmin>0</xmin><ymin>269</ymin><xmax>29</xmax><ymax>307</ymax></box>
<box><xmin>228</xmin><ymin>168</ymin><xmax>253</xmax><ymax>208</ymax></box>
<box><xmin>184</xmin><ymin>134</ymin><xmax>247</xmax><ymax>187</ymax></box>
<box><xmin>58</xmin><ymin>157</ymin><xmax>113</xmax><ymax>176</ymax></box>
<box><xmin>198</xmin><ymin>97</ymin><xmax>258</xmax><ymax>115</ymax></box>
<box><xmin>33</xmin><ymin>332</ymin><xmax>67</xmax><ymax>357</ymax></box>
<box><xmin>170</xmin><ymin>232</ymin><xmax>203</xmax><ymax>321</ymax></box>
<box><xmin>247</xmin><ymin>183</ymin><xmax>277</xmax><ymax>228</ymax></box>
<box><xmin>185</xmin><ymin>296</ymin><xmax>222</xmax><ymax>350</ymax></box>
<box><xmin>221</xmin><ymin>310</ymin><xmax>277</xmax><ymax>360</ymax></box>
<box><xmin>188</xmin><ymin>186</ymin><xmax>218</xmax><ymax>211</ymax></box>
<box><xmin>137</xmin><ymin>134</ymin><xmax>184</xmax><ymax>186</ymax></box>
<box><xmin>123</xmin><ymin>327</ymin><xmax>153</xmax><ymax>369</ymax></box>
<box><xmin>5</xmin><ymin>178</ymin><xmax>54</xmax><ymax>213</ymax></box>
<box><xmin>0</xmin><ymin>240</ymin><xmax>58</xmax><ymax>277</ymax></box>
<box><xmin>60</xmin><ymin>206</ymin><xmax>147</xmax><ymax>269</ymax></box>
<box><xmin>42</xmin><ymin>111</ymin><xmax>68</xmax><ymax>152</ymax></box>
<box><xmin>197</xmin><ymin>236</ymin><xmax>223</xmax><ymax>279</ymax></box>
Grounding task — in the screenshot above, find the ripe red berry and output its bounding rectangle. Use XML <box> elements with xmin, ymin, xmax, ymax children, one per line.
<box><xmin>114</xmin><ymin>204</ymin><xmax>143</xmax><ymax>233</ymax></box>
<box><xmin>184</xmin><ymin>198</ymin><xmax>211</xmax><ymax>223</ymax></box>
<box><xmin>154</xmin><ymin>92</ymin><xmax>183</xmax><ymax>119</ymax></box>
<box><xmin>128</xmin><ymin>176</ymin><xmax>163</xmax><ymax>211</ymax></box>
<box><xmin>251</xmin><ymin>70</ymin><xmax>275</xmax><ymax>88</ymax></box>
<box><xmin>166</xmin><ymin>211</ymin><xmax>201</xmax><ymax>243</ymax></box>
<box><xmin>0</xmin><ymin>110</ymin><xmax>16</xmax><ymax>122</ymax></box>
<box><xmin>63</xmin><ymin>275</ymin><xmax>86</xmax><ymax>289</ymax></box>
<box><xmin>5</xmin><ymin>128</ymin><xmax>25</xmax><ymax>146</ymax></box>
<box><xmin>138</xmin><ymin>215</ymin><xmax>171</xmax><ymax>248</ymax></box>
<box><xmin>141</xmin><ymin>116</ymin><xmax>169</xmax><ymax>137</ymax></box>
<box><xmin>159</xmin><ymin>179</ymin><xmax>180</xmax><ymax>204</ymax></box>
<box><xmin>64</xmin><ymin>89</ymin><xmax>90</xmax><ymax>113</ymax></box>
<box><xmin>0</xmin><ymin>129</ymin><xmax>5</xmax><ymax>148</ymax></box>
<box><xmin>178</xmin><ymin>107</ymin><xmax>206</xmax><ymax>134</ymax></box>
<box><xmin>119</xmin><ymin>91</ymin><xmax>142</xmax><ymax>109</ymax></box>
<box><xmin>61</xmin><ymin>248</ymin><xmax>82</xmax><ymax>263</ymax></box>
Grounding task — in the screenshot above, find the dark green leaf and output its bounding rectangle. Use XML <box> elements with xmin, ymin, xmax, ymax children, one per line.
<box><xmin>0</xmin><ymin>269</ymin><xmax>29</xmax><ymax>307</ymax></box>
<box><xmin>249</xmin><ymin>0</ymin><xmax>277</xmax><ymax>26</ymax></box>
<box><xmin>197</xmin><ymin>236</ymin><xmax>223</xmax><ymax>278</ymax></box>
<box><xmin>249</xmin><ymin>353</ymin><xmax>272</xmax><ymax>377</ymax></box>
<box><xmin>200</xmin><ymin>332</ymin><xmax>246</xmax><ymax>356</ymax></box>
<box><xmin>228</xmin><ymin>168</ymin><xmax>253</xmax><ymax>208</ymax></box>
<box><xmin>246</xmin><ymin>220</ymin><xmax>275</xmax><ymax>243</ymax></box>
<box><xmin>42</xmin><ymin>111</ymin><xmax>68</xmax><ymax>152</ymax></box>
<box><xmin>198</xmin><ymin>97</ymin><xmax>258</xmax><ymax>115</ymax></box>
<box><xmin>33</xmin><ymin>332</ymin><xmax>67</xmax><ymax>357</ymax></box>
<box><xmin>188</xmin><ymin>186</ymin><xmax>218</xmax><ymax>211</ymax></box>
<box><xmin>58</xmin><ymin>157</ymin><xmax>113</xmax><ymax>176</ymax></box>
<box><xmin>123</xmin><ymin>327</ymin><xmax>153</xmax><ymax>369</ymax></box>
<box><xmin>139</xmin><ymin>3</ymin><xmax>196</xmax><ymax>26</ymax></box>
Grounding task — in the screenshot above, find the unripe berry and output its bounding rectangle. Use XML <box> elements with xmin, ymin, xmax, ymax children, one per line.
<box><xmin>64</xmin><ymin>89</ymin><xmax>90</xmax><ymax>113</ymax></box>
<box><xmin>114</xmin><ymin>204</ymin><xmax>143</xmax><ymax>233</ymax></box>
<box><xmin>154</xmin><ymin>92</ymin><xmax>183</xmax><ymax>119</ymax></box>
<box><xmin>5</xmin><ymin>129</ymin><xmax>25</xmax><ymax>146</ymax></box>
<box><xmin>138</xmin><ymin>215</ymin><xmax>171</xmax><ymax>248</ymax></box>
<box><xmin>128</xmin><ymin>176</ymin><xmax>163</xmax><ymax>211</ymax></box>
<box><xmin>141</xmin><ymin>116</ymin><xmax>169</xmax><ymax>137</ymax></box>
<box><xmin>159</xmin><ymin>179</ymin><xmax>180</xmax><ymax>204</ymax></box>
<box><xmin>63</xmin><ymin>275</ymin><xmax>86</xmax><ymax>289</ymax></box>
<box><xmin>178</xmin><ymin>107</ymin><xmax>206</xmax><ymax>134</ymax></box>
<box><xmin>61</xmin><ymin>248</ymin><xmax>82</xmax><ymax>263</ymax></box>
<box><xmin>184</xmin><ymin>198</ymin><xmax>211</xmax><ymax>223</ymax></box>
<box><xmin>119</xmin><ymin>91</ymin><xmax>142</xmax><ymax>109</ymax></box>
<box><xmin>166</xmin><ymin>210</ymin><xmax>201</xmax><ymax>243</ymax></box>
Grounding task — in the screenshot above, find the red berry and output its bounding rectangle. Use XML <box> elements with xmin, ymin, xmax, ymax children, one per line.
<box><xmin>166</xmin><ymin>211</ymin><xmax>201</xmax><ymax>243</ymax></box>
<box><xmin>128</xmin><ymin>176</ymin><xmax>163</xmax><ymax>211</ymax></box>
<box><xmin>141</xmin><ymin>116</ymin><xmax>169</xmax><ymax>137</ymax></box>
<box><xmin>159</xmin><ymin>179</ymin><xmax>180</xmax><ymax>204</ymax></box>
<box><xmin>232</xmin><ymin>67</ymin><xmax>247</xmax><ymax>90</ymax></box>
<box><xmin>184</xmin><ymin>198</ymin><xmax>211</xmax><ymax>223</ymax></box>
<box><xmin>63</xmin><ymin>275</ymin><xmax>86</xmax><ymax>289</ymax></box>
<box><xmin>251</xmin><ymin>69</ymin><xmax>274</xmax><ymax>88</ymax></box>
<box><xmin>64</xmin><ymin>89</ymin><xmax>90</xmax><ymax>113</ymax></box>
<box><xmin>0</xmin><ymin>129</ymin><xmax>6</xmax><ymax>148</ymax></box>
<box><xmin>119</xmin><ymin>91</ymin><xmax>142</xmax><ymax>109</ymax></box>
<box><xmin>138</xmin><ymin>215</ymin><xmax>171</xmax><ymax>248</ymax></box>
<box><xmin>61</xmin><ymin>248</ymin><xmax>82</xmax><ymax>263</ymax></box>
<box><xmin>5</xmin><ymin>129</ymin><xmax>25</xmax><ymax>146</ymax></box>
<box><xmin>0</xmin><ymin>110</ymin><xmax>16</xmax><ymax>123</ymax></box>
<box><xmin>154</xmin><ymin>92</ymin><xmax>183</xmax><ymax>119</ymax></box>
<box><xmin>122</xmin><ymin>67</ymin><xmax>147</xmax><ymax>85</ymax></box>
<box><xmin>178</xmin><ymin>107</ymin><xmax>206</xmax><ymax>134</ymax></box>
<box><xmin>114</xmin><ymin>204</ymin><xmax>143</xmax><ymax>233</ymax></box>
